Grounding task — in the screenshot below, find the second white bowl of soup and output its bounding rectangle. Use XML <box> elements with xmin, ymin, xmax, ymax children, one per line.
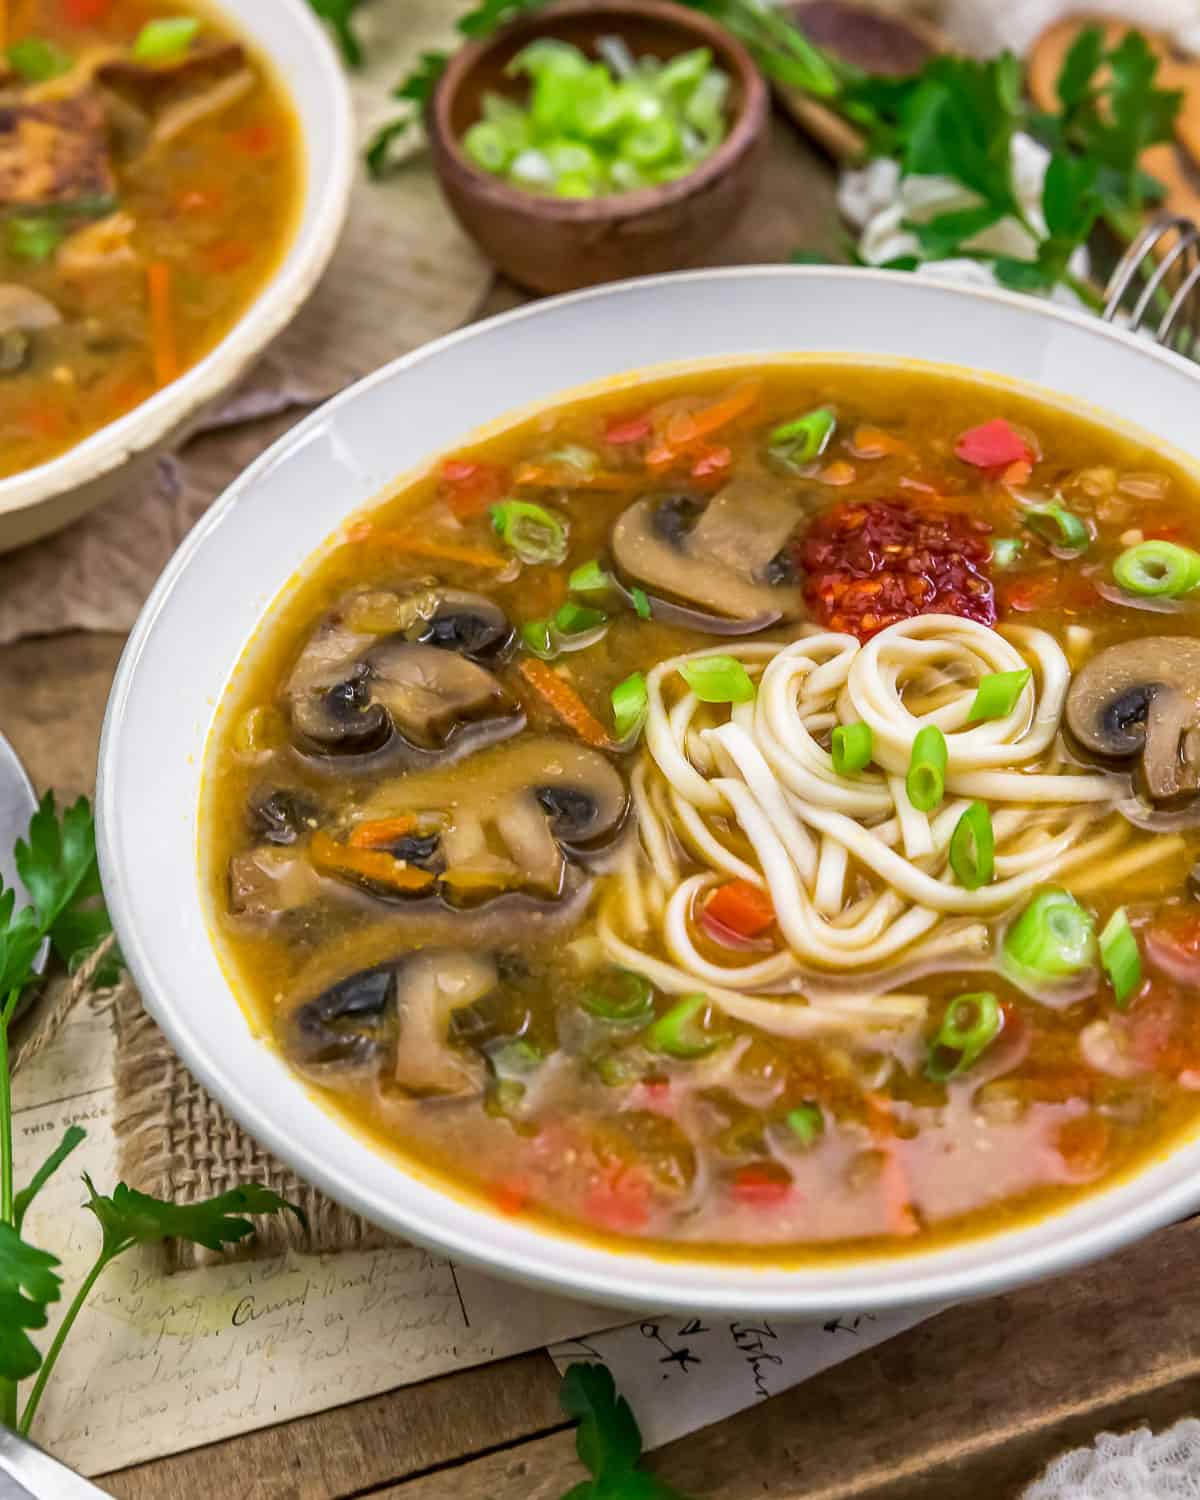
<box><xmin>100</xmin><ymin>267</ymin><xmax>1200</xmax><ymax>1315</ymax></box>
<box><xmin>0</xmin><ymin>0</ymin><xmax>352</xmax><ymax>550</ymax></box>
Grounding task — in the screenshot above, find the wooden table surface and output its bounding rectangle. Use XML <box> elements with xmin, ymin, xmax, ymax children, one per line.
<box><xmin>3</xmin><ymin>113</ymin><xmax>1199</xmax><ymax>1500</ymax></box>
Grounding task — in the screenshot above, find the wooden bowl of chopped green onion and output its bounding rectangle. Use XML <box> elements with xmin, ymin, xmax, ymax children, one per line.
<box><xmin>427</xmin><ymin>0</ymin><xmax>768</xmax><ymax>293</ymax></box>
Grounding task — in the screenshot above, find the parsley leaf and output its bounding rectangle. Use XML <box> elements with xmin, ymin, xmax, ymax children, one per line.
<box><xmin>0</xmin><ymin>1223</ymin><xmax>61</xmax><ymax>1381</ymax></box>
<box><xmin>0</xmin><ymin>888</ymin><xmax>41</xmax><ymax>1013</ymax></box>
<box><xmin>365</xmin><ymin>51</ymin><xmax>449</xmax><ymax>178</ymax></box>
<box><xmin>900</xmin><ymin>55</ymin><xmax>1023</xmax><ymax>216</ymax></box>
<box><xmin>83</xmin><ymin>1177</ymin><xmax>308</xmax><ymax>1259</ymax></box>
<box><xmin>559</xmin><ymin>1363</ymin><xmax>692</xmax><ymax>1499</ymax></box>
<box><xmin>13</xmin><ymin>1127</ymin><xmax>85</xmax><ymax>1233</ymax></box>
<box><xmin>306</xmin><ymin>0</ymin><xmax>370</xmax><ymax>68</ymax></box>
<box><xmin>13</xmin><ymin>793</ymin><xmax>112</xmax><ymax>975</ymax></box>
<box><xmin>457</xmin><ymin>0</ymin><xmax>547</xmax><ymax>40</ymax></box>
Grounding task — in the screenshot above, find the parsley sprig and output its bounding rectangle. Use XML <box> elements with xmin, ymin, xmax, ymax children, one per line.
<box><xmin>0</xmin><ymin>795</ymin><xmax>302</xmax><ymax>1436</ymax></box>
<box><xmin>559</xmin><ymin>1363</ymin><xmax>692</xmax><ymax>1499</ymax></box>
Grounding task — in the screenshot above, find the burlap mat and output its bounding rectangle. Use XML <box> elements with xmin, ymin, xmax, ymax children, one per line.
<box><xmin>109</xmin><ymin>978</ymin><xmax>393</xmax><ymax>1268</ymax></box>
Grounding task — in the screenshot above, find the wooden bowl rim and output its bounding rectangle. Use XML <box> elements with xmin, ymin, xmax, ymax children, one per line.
<box><xmin>428</xmin><ymin>0</ymin><xmax>769</xmax><ymax>223</ymax></box>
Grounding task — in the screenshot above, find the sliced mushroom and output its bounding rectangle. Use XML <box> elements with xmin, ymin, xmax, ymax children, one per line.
<box><xmin>1065</xmin><ymin>637</ymin><xmax>1200</xmax><ymax>803</ymax></box>
<box><xmin>285</xmin><ymin>621</ymin><xmax>522</xmax><ymax>771</ymax></box>
<box><xmin>248</xmin><ymin>787</ymin><xmax>321</xmax><ymax>846</ymax></box>
<box><xmin>611</xmin><ymin>479</ymin><xmax>805</xmax><ymax>624</ymax></box>
<box><xmin>0</xmin><ymin>284</ymin><xmax>62</xmax><ymax>374</ymax></box>
<box><xmin>286</xmin><ymin>948</ymin><xmax>496</xmax><ymax>1097</ymax></box>
<box><xmin>412</xmin><ymin>588</ymin><xmax>514</xmax><ymax>664</ymax></box>
<box><xmin>352</xmin><ymin>736</ymin><xmax>628</xmax><ymax>904</ymax></box>
<box><xmin>228</xmin><ymin>845</ymin><xmax>320</xmax><ymax>921</ymax></box>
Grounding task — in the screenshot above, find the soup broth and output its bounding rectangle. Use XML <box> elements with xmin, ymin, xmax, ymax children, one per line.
<box><xmin>0</xmin><ymin>0</ymin><xmax>301</xmax><ymax>477</ymax></box>
<box><xmin>204</xmin><ymin>362</ymin><xmax>1200</xmax><ymax>1260</ymax></box>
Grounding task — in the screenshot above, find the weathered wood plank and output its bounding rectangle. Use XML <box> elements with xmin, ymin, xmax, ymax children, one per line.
<box><xmin>0</xmin><ymin>632</ymin><xmax>126</xmax><ymax>797</ymax></box>
<box><xmin>101</xmin><ymin>1351</ymin><xmax>566</xmax><ymax>1500</ymax></box>
<box><xmin>372</xmin><ymin>1220</ymin><xmax>1200</xmax><ymax>1500</ymax></box>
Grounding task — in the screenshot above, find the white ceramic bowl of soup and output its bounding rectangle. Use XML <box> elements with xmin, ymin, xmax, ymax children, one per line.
<box><xmin>0</xmin><ymin>0</ymin><xmax>353</xmax><ymax>553</ymax></box>
<box><xmin>99</xmin><ymin>267</ymin><xmax>1200</xmax><ymax>1317</ymax></box>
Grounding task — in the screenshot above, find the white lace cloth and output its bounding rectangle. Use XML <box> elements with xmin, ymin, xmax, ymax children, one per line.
<box><xmin>1024</xmin><ymin>1422</ymin><xmax>1200</xmax><ymax>1498</ymax></box>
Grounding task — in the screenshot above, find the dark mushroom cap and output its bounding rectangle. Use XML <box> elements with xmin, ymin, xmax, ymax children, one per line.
<box><xmin>353</xmin><ymin>736</ymin><xmax>628</xmax><ymax>901</ymax></box>
<box><xmin>284</xmin><ymin>618</ymin><xmax>522</xmax><ymax>772</ymax></box>
<box><xmin>285</xmin><ymin>948</ymin><xmax>496</xmax><ymax>1097</ymax></box>
<box><xmin>1064</xmin><ymin>636</ymin><xmax>1200</xmax><ymax>804</ymax></box>
<box><xmin>611</xmin><ymin>479</ymin><xmax>805</xmax><ymax>624</ymax></box>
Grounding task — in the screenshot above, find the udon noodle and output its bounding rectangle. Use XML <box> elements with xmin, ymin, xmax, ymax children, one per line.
<box><xmin>604</xmin><ymin>616</ymin><xmax>1181</xmax><ymax>1040</ymax></box>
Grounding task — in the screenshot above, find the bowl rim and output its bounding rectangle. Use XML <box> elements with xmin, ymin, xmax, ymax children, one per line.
<box><xmin>0</xmin><ymin>0</ymin><xmax>354</xmax><ymax>521</ymax></box>
<box><xmin>428</xmin><ymin>0</ymin><xmax>769</xmax><ymax>222</ymax></box>
<box><xmin>99</xmin><ymin>265</ymin><xmax>1200</xmax><ymax>1317</ymax></box>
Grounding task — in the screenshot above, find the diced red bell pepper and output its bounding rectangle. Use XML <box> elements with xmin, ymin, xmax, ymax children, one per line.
<box><xmin>605</xmin><ymin>413</ymin><xmax>652</xmax><ymax>446</ymax></box>
<box><xmin>1145</xmin><ymin>911</ymin><xmax>1200</xmax><ymax>986</ymax></box>
<box><xmin>584</xmin><ymin>1169</ymin><xmax>651</xmax><ymax>1233</ymax></box>
<box><xmin>439</xmin><ymin>458</ymin><xmax>509</xmax><ymax>518</ymax></box>
<box><xmin>490</xmin><ymin>1179</ymin><xmax>531</xmax><ymax>1216</ymax></box>
<box><xmin>703</xmin><ymin>880</ymin><xmax>775</xmax><ymax>940</ymax></box>
<box><xmin>692</xmin><ymin>444</ymin><xmax>732</xmax><ymax>479</ymax></box>
<box><xmin>63</xmin><ymin>0</ymin><xmax>112</xmax><ymax>21</ymax></box>
<box><xmin>731</xmin><ymin>1165</ymin><xmax>792</xmax><ymax>1206</ymax></box>
<box><xmin>954</xmin><ymin>418</ymin><xmax>1034</xmax><ymax>470</ymax></box>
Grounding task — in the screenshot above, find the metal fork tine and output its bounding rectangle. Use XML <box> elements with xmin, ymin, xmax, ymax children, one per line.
<box><xmin>1103</xmin><ymin>214</ymin><xmax>1200</xmax><ymax>361</ymax></box>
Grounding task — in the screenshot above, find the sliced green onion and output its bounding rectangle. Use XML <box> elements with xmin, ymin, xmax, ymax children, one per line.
<box><xmin>1099</xmin><ymin>907</ymin><xmax>1141</xmax><ymax>1008</ymax></box>
<box><xmin>521</xmin><ymin>619</ymin><xmax>556</xmax><ymax>658</ymax></box>
<box><xmin>490</xmin><ymin>499</ymin><xmax>568</xmax><ymax>565</ymax></box>
<box><xmin>924</xmin><ymin>992</ymin><xmax>1002</xmax><ymax>1083</ymax></box>
<box><xmin>991</xmin><ymin>537</ymin><xmax>1024</xmax><ymax>568</ymax></box>
<box><xmin>631</xmin><ymin>586</ymin><xmax>652</xmax><ymax>620</ymax></box>
<box><xmin>580</xmin><ymin>968</ymin><xmax>654</xmax><ymax>1023</ymax></box>
<box><xmin>1024</xmin><ymin>497</ymin><xmax>1089</xmax><ymax>556</ymax></box>
<box><xmin>784</xmin><ymin>1103</ymin><xmax>823</xmax><ymax>1147</ymax></box>
<box><xmin>1112</xmin><ymin>540</ymin><xmax>1200</xmax><ymax>599</ymax></box>
<box><xmin>543</xmin><ymin>443</ymin><xmax>597</xmax><ymax>475</ymax></box>
<box><xmin>132</xmin><ymin>16</ymin><xmax>200</xmax><ymax>61</ymax></box>
<box><xmin>906</xmin><ymin>725</ymin><xmax>948</xmax><ymax>812</ymax></box>
<box><xmin>569</xmin><ymin>559</ymin><xmax>611</xmax><ymax>593</ymax></box>
<box><xmin>948</xmin><ymin>801</ymin><xmax>994</xmax><ymax>891</ymax></box>
<box><xmin>509</xmin><ymin>148</ymin><xmax>554</xmax><ymax>190</ymax></box>
<box><xmin>656</xmin><ymin>46</ymin><xmax>713</xmax><ymax>100</ymax></box>
<box><xmin>831</xmin><ymin>721</ymin><xmax>872</xmax><ymax>775</ymax></box>
<box><xmin>1004</xmin><ymin>888</ymin><xmax>1096</xmax><ymax>980</ymax></box>
<box><xmin>646</xmin><ymin>993</ymin><xmax>724</xmax><ymax>1059</ymax></box>
<box><xmin>5</xmin><ymin>216</ymin><xmax>63</xmax><ymax>263</ymax></box>
<box><xmin>678</xmin><ymin>655</ymin><xmax>755</xmax><ymax>704</ymax></box>
<box><xmin>554</xmin><ymin>173</ymin><xmax>596</xmax><ymax>199</ymax></box>
<box><xmin>7</xmin><ymin>36</ymin><xmax>72</xmax><ymax>80</ymax></box>
<box><xmin>594</xmin><ymin>1052</ymin><xmax>645</xmax><ymax>1087</ymax></box>
<box><xmin>968</xmin><ymin>668</ymin><xmax>1032</xmax><ymax>722</ymax></box>
<box><xmin>463</xmin><ymin>120</ymin><xmax>513</xmax><ymax>173</ymax></box>
<box><xmin>555</xmin><ymin>600</ymin><xmax>606</xmax><ymax>635</ymax></box>
<box><xmin>489</xmin><ymin>1038</ymin><xmax>542</xmax><ymax>1076</ymax></box>
<box><xmin>611</xmin><ymin>670</ymin><xmax>648</xmax><ymax>741</ymax></box>
<box><xmin>767</xmin><ymin>406</ymin><xmax>836</xmax><ymax>467</ymax></box>
<box><xmin>622</xmin><ymin>115</ymin><xmax>680</xmax><ymax>166</ymax></box>
<box><xmin>684</xmin><ymin>69</ymin><xmax>729</xmax><ymax>145</ymax></box>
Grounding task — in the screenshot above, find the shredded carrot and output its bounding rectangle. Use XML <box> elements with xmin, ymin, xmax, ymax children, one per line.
<box><xmin>440</xmin><ymin>459</ymin><xmax>509</xmax><ymax>518</ymax></box>
<box><xmin>514</xmin><ymin>462</ymin><xmax>642</xmax><ymax>492</ymax></box>
<box><xmin>866</xmin><ymin>1094</ymin><xmax>919</xmax><ymax>1238</ymax></box>
<box><xmin>1002</xmin><ymin>457</ymin><xmax>1033</xmax><ymax>486</ymax></box>
<box><xmin>203</xmin><ymin>238</ymin><xmax>253</xmax><ymax>274</ymax></box>
<box><xmin>704</xmin><ymin>880</ymin><xmax>775</xmax><ymax>939</ymax></box>
<box><xmin>663</xmin><ymin>379</ymin><xmax>763</xmax><ymax>450</ymax></box>
<box><xmin>310</xmin><ymin>831</ymin><xmax>434</xmax><ymax>892</ymax></box>
<box><xmin>146</xmin><ymin>261</ymin><xmax>178</xmax><ymax>388</ymax></box>
<box><xmin>851</xmin><ymin>425</ymin><xmax>909</xmax><ymax>459</ymax></box>
<box><xmin>348</xmin><ymin>815</ymin><xmax>417</xmax><ymax>850</ymax></box>
<box><xmin>356</xmin><ymin>531</ymin><xmax>509</xmax><ymax>570</ymax></box>
<box><xmin>518</xmin><ymin>659</ymin><xmax>610</xmax><ymax>748</ymax></box>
